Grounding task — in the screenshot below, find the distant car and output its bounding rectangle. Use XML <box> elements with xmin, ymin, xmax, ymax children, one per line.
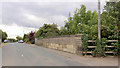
<box><xmin>4</xmin><ymin>40</ymin><xmax>8</xmax><ymax>43</ymax></box>
<box><xmin>18</xmin><ymin>40</ymin><xmax>23</xmax><ymax>43</ymax></box>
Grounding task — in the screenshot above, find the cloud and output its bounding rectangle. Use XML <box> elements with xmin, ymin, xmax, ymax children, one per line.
<box><xmin>2</xmin><ymin>2</ymin><xmax>105</xmax><ymax>27</ymax></box>
<box><xmin>1</xmin><ymin>0</ymin><xmax>107</xmax><ymax>2</ymax></box>
<box><xmin>0</xmin><ymin>2</ymin><xmax>2</xmax><ymax>24</ymax></box>
<box><xmin>49</xmin><ymin>15</ymin><xmax>67</xmax><ymax>28</ymax></box>
<box><xmin>23</xmin><ymin>13</ymin><xmax>51</xmax><ymax>26</ymax></box>
<box><xmin>0</xmin><ymin>23</ymin><xmax>38</xmax><ymax>39</ymax></box>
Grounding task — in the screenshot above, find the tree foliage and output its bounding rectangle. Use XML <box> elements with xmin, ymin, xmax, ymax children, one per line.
<box><xmin>0</xmin><ymin>30</ymin><xmax>2</xmax><ymax>39</ymax></box>
<box><xmin>0</xmin><ymin>30</ymin><xmax>7</xmax><ymax>42</ymax></box>
<box><xmin>102</xmin><ymin>1</ymin><xmax>120</xmax><ymax>40</ymax></box>
<box><xmin>60</xmin><ymin>5</ymin><xmax>98</xmax><ymax>40</ymax></box>
<box><xmin>23</xmin><ymin>34</ymin><xmax>29</xmax><ymax>42</ymax></box>
<box><xmin>8</xmin><ymin>38</ymin><xmax>16</xmax><ymax>42</ymax></box>
<box><xmin>16</xmin><ymin>36</ymin><xmax>23</xmax><ymax>41</ymax></box>
<box><xmin>28</xmin><ymin>31</ymin><xmax>35</xmax><ymax>44</ymax></box>
<box><xmin>60</xmin><ymin>2</ymin><xmax>119</xmax><ymax>40</ymax></box>
<box><xmin>35</xmin><ymin>24</ymin><xmax>60</xmax><ymax>38</ymax></box>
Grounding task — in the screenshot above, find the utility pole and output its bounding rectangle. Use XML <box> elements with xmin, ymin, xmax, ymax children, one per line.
<box><xmin>98</xmin><ymin>0</ymin><xmax>101</xmax><ymax>41</ymax></box>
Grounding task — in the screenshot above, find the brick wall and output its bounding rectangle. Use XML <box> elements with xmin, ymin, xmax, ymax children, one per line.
<box><xmin>35</xmin><ymin>34</ymin><xmax>83</xmax><ymax>55</ymax></box>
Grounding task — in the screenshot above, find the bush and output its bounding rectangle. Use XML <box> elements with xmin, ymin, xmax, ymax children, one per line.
<box><xmin>81</xmin><ymin>35</ymin><xmax>88</xmax><ymax>55</ymax></box>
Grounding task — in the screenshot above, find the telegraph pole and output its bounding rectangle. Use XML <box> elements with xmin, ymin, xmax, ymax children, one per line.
<box><xmin>98</xmin><ymin>0</ymin><xmax>101</xmax><ymax>41</ymax></box>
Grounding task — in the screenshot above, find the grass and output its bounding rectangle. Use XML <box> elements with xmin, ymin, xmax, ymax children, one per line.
<box><xmin>1</xmin><ymin>43</ymin><xmax>8</xmax><ymax>46</ymax></box>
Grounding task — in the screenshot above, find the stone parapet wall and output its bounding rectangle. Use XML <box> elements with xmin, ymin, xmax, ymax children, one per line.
<box><xmin>35</xmin><ymin>34</ymin><xmax>83</xmax><ymax>54</ymax></box>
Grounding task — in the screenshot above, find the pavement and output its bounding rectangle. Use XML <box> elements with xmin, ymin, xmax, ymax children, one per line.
<box><xmin>2</xmin><ymin>43</ymin><xmax>118</xmax><ymax>66</ymax></box>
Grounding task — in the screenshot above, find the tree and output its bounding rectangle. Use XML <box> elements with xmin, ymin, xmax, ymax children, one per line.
<box><xmin>62</xmin><ymin>5</ymin><xmax>99</xmax><ymax>40</ymax></box>
<box><xmin>35</xmin><ymin>24</ymin><xmax>60</xmax><ymax>38</ymax></box>
<box><xmin>63</xmin><ymin>5</ymin><xmax>86</xmax><ymax>35</ymax></box>
<box><xmin>102</xmin><ymin>0</ymin><xmax>120</xmax><ymax>39</ymax></box>
<box><xmin>16</xmin><ymin>36</ymin><xmax>23</xmax><ymax>41</ymax></box>
<box><xmin>59</xmin><ymin>27</ymin><xmax>68</xmax><ymax>35</ymax></box>
<box><xmin>23</xmin><ymin>32</ymin><xmax>35</xmax><ymax>44</ymax></box>
<box><xmin>28</xmin><ymin>31</ymin><xmax>35</xmax><ymax>44</ymax></box>
<box><xmin>62</xmin><ymin>1</ymin><xmax>120</xmax><ymax>40</ymax></box>
<box><xmin>23</xmin><ymin>34</ymin><xmax>29</xmax><ymax>42</ymax></box>
<box><xmin>2</xmin><ymin>32</ymin><xmax>7</xmax><ymax>41</ymax></box>
<box><xmin>0</xmin><ymin>30</ymin><xmax>8</xmax><ymax>42</ymax></box>
<box><xmin>0</xmin><ymin>30</ymin><xmax>2</xmax><ymax>39</ymax></box>
<box><xmin>8</xmin><ymin>38</ymin><xmax>16</xmax><ymax>42</ymax></box>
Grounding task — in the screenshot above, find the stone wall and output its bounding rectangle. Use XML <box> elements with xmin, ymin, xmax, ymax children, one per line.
<box><xmin>35</xmin><ymin>34</ymin><xmax>83</xmax><ymax>55</ymax></box>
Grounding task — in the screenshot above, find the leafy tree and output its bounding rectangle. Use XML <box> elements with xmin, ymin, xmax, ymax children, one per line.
<box><xmin>8</xmin><ymin>38</ymin><xmax>16</xmax><ymax>42</ymax></box>
<box><xmin>0</xmin><ymin>30</ymin><xmax>8</xmax><ymax>42</ymax></box>
<box><xmin>62</xmin><ymin>2</ymin><xmax>120</xmax><ymax>40</ymax></box>
<box><xmin>2</xmin><ymin>32</ymin><xmax>8</xmax><ymax>41</ymax></box>
<box><xmin>16</xmin><ymin>36</ymin><xmax>23</xmax><ymax>41</ymax></box>
<box><xmin>61</xmin><ymin>5</ymin><xmax>99</xmax><ymax>40</ymax></box>
<box><xmin>0</xmin><ymin>30</ymin><xmax>2</xmax><ymax>39</ymax></box>
<box><xmin>59</xmin><ymin>27</ymin><xmax>68</xmax><ymax>35</ymax></box>
<box><xmin>35</xmin><ymin>24</ymin><xmax>60</xmax><ymax>38</ymax></box>
<box><xmin>28</xmin><ymin>31</ymin><xmax>35</xmax><ymax>44</ymax></box>
<box><xmin>102</xmin><ymin>1</ymin><xmax>120</xmax><ymax>39</ymax></box>
<box><xmin>23</xmin><ymin>32</ymin><xmax>35</xmax><ymax>44</ymax></box>
<box><xmin>23</xmin><ymin>34</ymin><xmax>29</xmax><ymax>42</ymax></box>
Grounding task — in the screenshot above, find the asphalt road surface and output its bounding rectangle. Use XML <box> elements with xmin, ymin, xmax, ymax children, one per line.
<box><xmin>2</xmin><ymin>43</ymin><xmax>86</xmax><ymax>66</ymax></box>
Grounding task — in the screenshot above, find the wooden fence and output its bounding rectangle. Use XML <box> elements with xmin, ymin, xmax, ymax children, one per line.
<box><xmin>82</xmin><ymin>40</ymin><xmax>118</xmax><ymax>56</ymax></box>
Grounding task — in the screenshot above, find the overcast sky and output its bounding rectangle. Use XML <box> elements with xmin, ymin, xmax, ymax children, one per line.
<box><xmin>0</xmin><ymin>0</ymin><xmax>107</xmax><ymax>39</ymax></box>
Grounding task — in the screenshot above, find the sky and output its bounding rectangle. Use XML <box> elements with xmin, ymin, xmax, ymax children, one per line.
<box><xmin>0</xmin><ymin>0</ymin><xmax>107</xmax><ymax>39</ymax></box>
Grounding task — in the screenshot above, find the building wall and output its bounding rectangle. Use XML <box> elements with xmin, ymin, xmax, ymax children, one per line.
<box><xmin>35</xmin><ymin>34</ymin><xmax>83</xmax><ymax>55</ymax></box>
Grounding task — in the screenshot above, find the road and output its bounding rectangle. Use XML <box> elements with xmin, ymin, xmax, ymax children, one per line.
<box><xmin>2</xmin><ymin>43</ymin><xmax>86</xmax><ymax>66</ymax></box>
